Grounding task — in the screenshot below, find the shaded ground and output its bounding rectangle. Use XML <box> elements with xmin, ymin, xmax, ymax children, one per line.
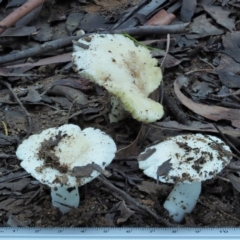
<box><xmin>1</xmin><ymin>0</ymin><xmax>240</xmax><ymax>228</ymax></box>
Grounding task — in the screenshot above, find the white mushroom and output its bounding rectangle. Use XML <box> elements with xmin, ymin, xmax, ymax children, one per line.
<box><xmin>16</xmin><ymin>124</ymin><xmax>116</xmax><ymax>214</ymax></box>
<box><xmin>138</xmin><ymin>133</ymin><xmax>232</xmax><ymax>222</ymax></box>
<box><xmin>72</xmin><ymin>33</ymin><xmax>163</xmax><ymax>123</ymax></box>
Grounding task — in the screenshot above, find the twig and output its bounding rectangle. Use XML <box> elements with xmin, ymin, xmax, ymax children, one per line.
<box><xmin>212</xmin><ymin>123</ymin><xmax>240</xmax><ymax>158</ymax></box>
<box><xmin>0</xmin><ymin>154</ymin><xmax>16</xmax><ymax>159</ymax></box>
<box><xmin>25</xmin><ymin>186</ymin><xmax>43</xmax><ymax>206</ymax></box>
<box><xmin>0</xmin><ymin>35</ymin><xmax>81</xmax><ymax>65</ymax></box>
<box><xmin>1</xmin><ymin>121</ymin><xmax>8</xmax><ymax>136</ymax></box>
<box><xmin>0</xmin><ymin>171</ymin><xmax>29</xmax><ymax>183</ymax></box>
<box><xmin>185</xmin><ymin>69</ymin><xmax>216</xmax><ymax>75</ymax></box>
<box><xmin>69</xmin><ymin>109</ymin><xmax>83</xmax><ymax>120</ymax></box>
<box><xmin>211</xmin><ymin>89</ymin><xmax>240</xmax><ymax>98</ymax></box>
<box><xmin>216</xmin><ymin>176</ymin><xmax>230</xmax><ymax>183</ymax></box>
<box><xmin>2</xmin><ymin>81</ymin><xmax>32</xmax><ymax>138</ymax></box>
<box><xmin>198</xmin><ymin>57</ymin><xmax>215</xmax><ymax>69</ymax></box>
<box><xmin>0</xmin><ymin>24</ymin><xmax>190</xmax><ymax>65</ymax></box>
<box><xmin>138</xmin><ymin>127</ymin><xmax>152</xmax><ymax>149</ymax></box>
<box><xmin>72</xmin><ymin>40</ymin><xmax>89</xmax><ymax>49</ymax></box>
<box><xmin>113</xmin><ymin>23</ymin><xmax>190</xmax><ymax>36</ymax></box>
<box><xmin>158</xmin><ymin>33</ymin><xmax>170</xmax><ymax>107</ymax></box>
<box><xmin>97</xmin><ymin>175</ymin><xmax>177</xmax><ymax>227</ymax></box>
<box><xmin>66</xmin><ymin>97</ymin><xmax>78</xmax><ymax>123</ymax></box>
<box><xmin>160</xmin><ymin>33</ymin><xmax>170</xmax><ymax>72</ymax></box>
<box><xmin>0</xmin><ymin>0</ymin><xmax>46</xmax><ymax>35</ymax></box>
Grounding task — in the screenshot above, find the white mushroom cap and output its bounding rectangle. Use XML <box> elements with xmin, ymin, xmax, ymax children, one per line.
<box><xmin>72</xmin><ymin>33</ymin><xmax>163</xmax><ymax>123</ymax></box>
<box><xmin>16</xmin><ymin>124</ymin><xmax>117</xmax><ymax>188</ymax></box>
<box><xmin>138</xmin><ymin>134</ymin><xmax>232</xmax><ymax>184</ymax></box>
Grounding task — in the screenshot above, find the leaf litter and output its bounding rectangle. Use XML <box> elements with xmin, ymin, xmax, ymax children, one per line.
<box><xmin>0</xmin><ymin>0</ymin><xmax>240</xmax><ymax>229</ymax></box>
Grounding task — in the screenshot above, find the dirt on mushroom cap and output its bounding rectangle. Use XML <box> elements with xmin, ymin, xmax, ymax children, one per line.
<box><xmin>16</xmin><ymin>124</ymin><xmax>117</xmax><ymax>188</ymax></box>
<box><xmin>138</xmin><ymin>134</ymin><xmax>232</xmax><ymax>184</ymax></box>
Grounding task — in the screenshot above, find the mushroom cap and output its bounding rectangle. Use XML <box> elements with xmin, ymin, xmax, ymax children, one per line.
<box><xmin>16</xmin><ymin>124</ymin><xmax>116</xmax><ymax>188</ymax></box>
<box><xmin>72</xmin><ymin>33</ymin><xmax>163</xmax><ymax>123</ymax></box>
<box><xmin>138</xmin><ymin>134</ymin><xmax>232</xmax><ymax>184</ymax></box>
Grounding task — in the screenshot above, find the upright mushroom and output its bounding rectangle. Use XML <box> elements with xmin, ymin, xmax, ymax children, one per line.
<box><xmin>138</xmin><ymin>133</ymin><xmax>232</xmax><ymax>222</ymax></box>
<box><xmin>72</xmin><ymin>33</ymin><xmax>163</xmax><ymax>123</ymax></box>
<box><xmin>16</xmin><ymin>124</ymin><xmax>116</xmax><ymax>214</ymax></box>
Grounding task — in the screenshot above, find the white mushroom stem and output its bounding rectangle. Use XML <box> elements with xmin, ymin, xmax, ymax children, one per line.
<box><xmin>163</xmin><ymin>182</ymin><xmax>201</xmax><ymax>223</ymax></box>
<box><xmin>51</xmin><ymin>186</ymin><xmax>80</xmax><ymax>214</ymax></box>
<box><xmin>138</xmin><ymin>134</ymin><xmax>232</xmax><ymax>222</ymax></box>
<box><xmin>109</xmin><ymin>95</ymin><xmax>129</xmax><ymax>123</ymax></box>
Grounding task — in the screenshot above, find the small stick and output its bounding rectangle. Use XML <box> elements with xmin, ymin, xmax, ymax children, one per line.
<box><xmin>0</xmin><ymin>154</ymin><xmax>16</xmax><ymax>159</ymax></box>
<box><xmin>66</xmin><ymin>97</ymin><xmax>78</xmax><ymax>123</ymax></box>
<box><xmin>0</xmin><ymin>0</ymin><xmax>46</xmax><ymax>35</ymax></box>
<box><xmin>2</xmin><ymin>81</ymin><xmax>32</xmax><ymax>138</ymax></box>
<box><xmin>185</xmin><ymin>69</ymin><xmax>216</xmax><ymax>75</ymax></box>
<box><xmin>160</xmin><ymin>33</ymin><xmax>170</xmax><ymax>72</ymax></box>
<box><xmin>1</xmin><ymin>24</ymin><xmax>190</xmax><ymax>65</ymax></box>
<box><xmin>216</xmin><ymin>176</ymin><xmax>230</xmax><ymax>183</ymax></box>
<box><xmin>72</xmin><ymin>40</ymin><xmax>89</xmax><ymax>49</ymax></box>
<box><xmin>113</xmin><ymin>23</ymin><xmax>190</xmax><ymax>36</ymax></box>
<box><xmin>1</xmin><ymin>121</ymin><xmax>8</xmax><ymax>136</ymax></box>
<box><xmin>211</xmin><ymin>89</ymin><xmax>240</xmax><ymax>98</ymax></box>
<box><xmin>0</xmin><ymin>35</ymin><xmax>81</xmax><ymax>65</ymax></box>
<box><xmin>97</xmin><ymin>175</ymin><xmax>177</xmax><ymax>227</ymax></box>
<box><xmin>198</xmin><ymin>57</ymin><xmax>215</xmax><ymax>69</ymax></box>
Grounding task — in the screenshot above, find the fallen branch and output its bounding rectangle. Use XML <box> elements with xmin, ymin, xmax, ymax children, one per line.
<box><xmin>0</xmin><ymin>0</ymin><xmax>46</xmax><ymax>35</ymax></box>
<box><xmin>97</xmin><ymin>175</ymin><xmax>177</xmax><ymax>227</ymax></box>
<box><xmin>113</xmin><ymin>23</ymin><xmax>190</xmax><ymax>36</ymax></box>
<box><xmin>0</xmin><ymin>24</ymin><xmax>190</xmax><ymax>65</ymax></box>
<box><xmin>0</xmin><ymin>35</ymin><xmax>80</xmax><ymax>65</ymax></box>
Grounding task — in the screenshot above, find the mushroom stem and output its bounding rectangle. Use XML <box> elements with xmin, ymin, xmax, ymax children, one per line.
<box><xmin>109</xmin><ymin>95</ymin><xmax>129</xmax><ymax>123</ymax></box>
<box><xmin>163</xmin><ymin>181</ymin><xmax>201</xmax><ymax>222</ymax></box>
<box><xmin>51</xmin><ymin>186</ymin><xmax>80</xmax><ymax>214</ymax></box>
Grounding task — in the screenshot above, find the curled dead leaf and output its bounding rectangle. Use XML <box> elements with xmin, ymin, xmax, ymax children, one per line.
<box><xmin>116</xmin><ymin>201</ymin><xmax>135</xmax><ymax>224</ymax></box>
<box><xmin>174</xmin><ymin>77</ymin><xmax>240</xmax><ymax>128</ymax></box>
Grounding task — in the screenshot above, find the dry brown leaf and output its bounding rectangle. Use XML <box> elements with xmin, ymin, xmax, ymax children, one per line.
<box><xmin>203</xmin><ymin>5</ymin><xmax>235</xmax><ymax>31</ymax></box>
<box><xmin>137</xmin><ymin>180</ymin><xmax>163</xmax><ymax>195</ymax></box>
<box><xmin>151</xmin><ymin>121</ymin><xmax>240</xmax><ymax>137</ymax></box>
<box><xmin>0</xmin><ymin>26</ymin><xmax>37</xmax><ymax>37</ymax></box>
<box><xmin>174</xmin><ymin>78</ymin><xmax>240</xmax><ymax>128</ymax></box>
<box><xmin>116</xmin><ymin>125</ymin><xmax>148</xmax><ymax>158</ymax></box>
<box><xmin>145</xmin><ymin>9</ymin><xmax>176</xmax><ymax>26</ymax></box>
<box><xmin>116</xmin><ymin>201</ymin><xmax>135</xmax><ymax>224</ymax></box>
<box><xmin>216</xmin><ymin>54</ymin><xmax>240</xmax><ymax>88</ymax></box>
<box><xmin>181</xmin><ymin>0</ymin><xmax>197</xmax><ymax>22</ymax></box>
<box><xmin>227</xmin><ymin>172</ymin><xmax>240</xmax><ymax>193</ymax></box>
